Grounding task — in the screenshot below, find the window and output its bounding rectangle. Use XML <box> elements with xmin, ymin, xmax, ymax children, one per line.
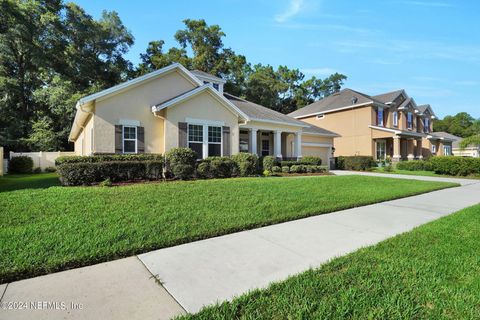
<box><xmin>393</xmin><ymin>111</ymin><xmax>398</xmax><ymax>127</ymax></box>
<box><xmin>376</xmin><ymin>140</ymin><xmax>386</xmax><ymax>160</ymax></box>
<box><xmin>188</xmin><ymin>123</ymin><xmax>222</xmax><ymax>159</ymax></box>
<box><xmin>424</xmin><ymin>118</ymin><xmax>430</xmax><ymax>133</ymax></box>
<box><xmin>432</xmin><ymin>144</ymin><xmax>436</xmax><ymax>153</ymax></box>
<box><xmin>261</xmin><ymin>139</ymin><xmax>270</xmax><ymax>156</ymax></box>
<box><xmin>377</xmin><ymin>108</ymin><xmax>384</xmax><ymax>126</ymax></box>
<box><xmin>443</xmin><ymin>145</ymin><xmax>452</xmax><ymax>156</ymax></box>
<box><xmin>123</xmin><ymin>126</ymin><xmax>137</xmax><ymax>153</ymax></box>
<box><xmin>407</xmin><ymin>112</ymin><xmax>413</xmax><ymax>129</ymax></box>
<box><xmin>188</xmin><ymin>124</ymin><xmax>203</xmax><ymax>159</ymax></box>
<box><xmin>208</xmin><ymin>126</ymin><xmax>222</xmax><ymax>157</ymax></box>
<box><xmin>212</xmin><ymin>83</ymin><xmax>219</xmax><ymax>90</ymax></box>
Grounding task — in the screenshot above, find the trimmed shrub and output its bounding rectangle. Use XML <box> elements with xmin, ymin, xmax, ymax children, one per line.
<box><xmin>301</xmin><ymin>156</ymin><xmax>322</xmax><ymax>165</ymax></box>
<box><xmin>396</xmin><ymin>160</ymin><xmax>433</xmax><ymax>171</ymax></box>
<box><xmin>343</xmin><ymin>156</ymin><xmax>376</xmax><ymax>171</ymax></box>
<box><xmin>231</xmin><ymin>153</ymin><xmax>258</xmax><ymax>177</ymax></box>
<box><xmin>45</xmin><ymin>166</ymin><xmax>57</xmax><ymax>173</ymax></box>
<box><xmin>305</xmin><ymin>165</ymin><xmax>314</xmax><ymax>173</ymax></box>
<box><xmin>281</xmin><ymin>166</ymin><xmax>290</xmax><ymax>173</ymax></box>
<box><xmin>196</xmin><ymin>162</ymin><xmax>211</xmax><ymax>179</ymax></box>
<box><xmin>272</xmin><ymin>166</ymin><xmax>281</xmax><ymax>173</ymax></box>
<box><xmin>262</xmin><ymin>156</ymin><xmax>277</xmax><ymax>171</ymax></box>
<box><xmin>165</xmin><ymin>148</ymin><xmax>196</xmax><ymax>180</ymax></box>
<box><xmin>8</xmin><ymin>156</ymin><xmax>34</xmax><ymax>173</ymax></box>
<box><xmin>57</xmin><ymin>161</ymin><xmax>164</xmax><ymax>186</ymax></box>
<box><xmin>290</xmin><ymin>165</ymin><xmax>306</xmax><ymax>173</ymax></box>
<box><xmin>55</xmin><ymin>153</ymin><xmax>163</xmax><ymax>165</ymax></box>
<box><xmin>33</xmin><ymin>167</ymin><xmax>42</xmax><ymax>174</ymax></box>
<box><xmin>335</xmin><ymin>156</ymin><xmax>346</xmax><ymax>170</ymax></box>
<box><xmin>429</xmin><ymin>156</ymin><xmax>480</xmax><ymax>176</ymax></box>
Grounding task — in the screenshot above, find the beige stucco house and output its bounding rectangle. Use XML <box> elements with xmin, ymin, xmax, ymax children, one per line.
<box><xmin>69</xmin><ymin>63</ymin><xmax>338</xmax><ymax>165</ymax></box>
<box><xmin>289</xmin><ymin>89</ymin><xmax>453</xmax><ymax>161</ymax></box>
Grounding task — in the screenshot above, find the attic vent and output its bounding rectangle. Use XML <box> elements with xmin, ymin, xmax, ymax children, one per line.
<box><xmin>351</xmin><ymin>97</ymin><xmax>358</xmax><ymax>104</ymax></box>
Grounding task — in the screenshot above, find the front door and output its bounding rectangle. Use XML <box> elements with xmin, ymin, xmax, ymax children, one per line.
<box><xmin>261</xmin><ymin>139</ymin><xmax>270</xmax><ymax>156</ymax></box>
<box><xmin>376</xmin><ymin>140</ymin><xmax>386</xmax><ymax>160</ymax></box>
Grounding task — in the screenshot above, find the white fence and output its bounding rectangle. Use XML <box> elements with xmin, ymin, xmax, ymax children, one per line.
<box><xmin>10</xmin><ymin>151</ymin><xmax>76</xmax><ymax>171</ymax></box>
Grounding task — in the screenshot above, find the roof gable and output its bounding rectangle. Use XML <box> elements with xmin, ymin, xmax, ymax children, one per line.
<box><xmin>152</xmin><ymin>84</ymin><xmax>249</xmax><ymax>121</ymax></box>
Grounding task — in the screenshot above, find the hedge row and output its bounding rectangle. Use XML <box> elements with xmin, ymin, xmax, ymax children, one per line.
<box><xmin>335</xmin><ymin>156</ymin><xmax>376</xmax><ymax>171</ymax></box>
<box><xmin>55</xmin><ymin>153</ymin><xmax>163</xmax><ymax>165</ymax></box>
<box><xmin>427</xmin><ymin>157</ymin><xmax>480</xmax><ymax>176</ymax></box>
<box><xmin>272</xmin><ymin>165</ymin><xmax>328</xmax><ymax>174</ymax></box>
<box><xmin>57</xmin><ymin>149</ymin><xmax>260</xmax><ymax>185</ymax></box>
<box><xmin>396</xmin><ymin>160</ymin><xmax>433</xmax><ymax>171</ymax></box>
<box><xmin>57</xmin><ymin>161</ymin><xmax>163</xmax><ymax>186</ymax></box>
<box><xmin>262</xmin><ymin>155</ymin><xmax>323</xmax><ymax>171</ymax></box>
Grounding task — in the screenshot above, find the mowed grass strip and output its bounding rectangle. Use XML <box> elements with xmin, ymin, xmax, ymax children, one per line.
<box><xmin>180</xmin><ymin>204</ymin><xmax>480</xmax><ymax>320</ymax></box>
<box><xmin>0</xmin><ymin>175</ymin><xmax>456</xmax><ymax>283</ymax></box>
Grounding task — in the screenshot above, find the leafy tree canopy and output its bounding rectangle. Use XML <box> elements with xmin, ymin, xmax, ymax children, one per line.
<box><xmin>433</xmin><ymin>112</ymin><xmax>480</xmax><ymax>138</ymax></box>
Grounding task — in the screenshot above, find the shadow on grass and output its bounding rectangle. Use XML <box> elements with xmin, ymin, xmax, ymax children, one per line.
<box><xmin>0</xmin><ymin>173</ymin><xmax>60</xmax><ymax>192</ymax></box>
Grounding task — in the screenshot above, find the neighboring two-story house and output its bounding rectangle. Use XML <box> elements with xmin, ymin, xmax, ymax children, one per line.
<box><xmin>289</xmin><ymin>89</ymin><xmax>453</xmax><ymax>161</ymax></box>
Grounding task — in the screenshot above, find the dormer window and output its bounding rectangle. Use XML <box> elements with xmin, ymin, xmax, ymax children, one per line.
<box><xmin>203</xmin><ymin>80</ymin><xmax>220</xmax><ymax>91</ymax></box>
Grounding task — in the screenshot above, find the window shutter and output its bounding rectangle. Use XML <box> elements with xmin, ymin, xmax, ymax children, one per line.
<box><xmin>383</xmin><ymin>111</ymin><xmax>387</xmax><ymax>127</ymax></box>
<box><xmin>137</xmin><ymin>126</ymin><xmax>145</xmax><ymax>153</ymax></box>
<box><xmin>375</xmin><ymin>109</ymin><xmax>379</xmax><ymax>126</ymax></box>
<box><xmin>222</xmin><ymin>126</ymin><xmax>231</xmax><ymax>156</ymax></box>
<box><xmin>115</xmin><ymin>125</ymin><xmax>123</xmax><ymax>154</ymax></box>
<box><xmin>178</xmin><ymin>122</ymin><xmax>188</xmax><ymax>148</ymax></box>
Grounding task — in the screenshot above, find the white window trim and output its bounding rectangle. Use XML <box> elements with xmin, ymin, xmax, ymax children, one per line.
<box><xmin>187</xmin><ymin>123</ymin><xmax>223</xmax><ymax>159</ymax></box>
<box><xmin>393</xmin><ymin>111</ymin><xmax>398</xmax><ymax>127</ymax></box>
<box><xmin>119</xmin><ymin>119</ymin><xmax>141</xmax><ymax>126</ymax></box>
<box><xmin>316</xmin><ymin>114</ymin><xmax>325</xmax><ymax>120</ymax></box>
<box><xmin>443</xmin><ymin>145</ymin><xmax>451</xmax><ymax>156</ymax></box>
<box><xmin>122</xmin><ymin>126</ymin><xmax>137</xmax><ymax>154</ymax></box>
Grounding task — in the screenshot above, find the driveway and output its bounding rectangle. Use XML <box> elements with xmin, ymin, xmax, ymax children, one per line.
<box><xmin>1</xmin><ymin>173</ymin><xmax>479</xmax><ymax>319</ymax></box>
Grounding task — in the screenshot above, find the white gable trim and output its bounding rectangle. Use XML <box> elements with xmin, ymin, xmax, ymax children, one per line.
<box><xmin>293</xmin><ymin>101</ymin><xmax>374</xmax><ymax>119</ymax></box>
<box><xmin>151</xmin><ymin>84</ymin><xmax>249</xmax><ymax>121</ymax></box>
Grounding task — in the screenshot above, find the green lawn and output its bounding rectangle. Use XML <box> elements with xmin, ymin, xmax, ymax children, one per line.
<box><xmin>181</xmin><ymin>203</ymin><xmax>480</xmax><ymax>320</ymax></box>
<box><xmin>0</xmin><ymin>174</ymin><xmax>456</xmax><ymax>283</ymax></box>
<box><xmin>0</xmin><ymin>173</ymin><xmax>60</xmax><ymax>192</ymax></box>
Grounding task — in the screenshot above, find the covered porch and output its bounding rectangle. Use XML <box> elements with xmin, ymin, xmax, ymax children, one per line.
<box><xmin>239</xmin><ymin>127</ymin><xmax>303</xmax><ymax>160</ymax></box>
<box><xmin>374</xmin><ymin>135</ymin><xmax>424</xmax><ymax>161</ymax></box>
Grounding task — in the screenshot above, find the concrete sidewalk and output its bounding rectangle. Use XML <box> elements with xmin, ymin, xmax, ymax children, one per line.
<box><xmin>1</xmin><ymin>174</ymin><xmax>479</xmax><ymax>320</ymax></box>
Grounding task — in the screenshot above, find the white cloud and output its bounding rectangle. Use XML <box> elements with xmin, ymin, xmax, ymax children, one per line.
<box><xmin>301</xmin><ymin>67</ymin><xmax>340</xmax><ymax>76</ymax></box>
<box><xmin>275</xmin><ymin>0</ymin><xmax>305</xmax><ymax>23</ymax></box>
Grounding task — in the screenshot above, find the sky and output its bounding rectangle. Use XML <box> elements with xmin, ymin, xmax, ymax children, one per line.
<box><xmin>75</xmin><ymin>0</ymin><xmax>480</xmax><ymax>118</ymax></box>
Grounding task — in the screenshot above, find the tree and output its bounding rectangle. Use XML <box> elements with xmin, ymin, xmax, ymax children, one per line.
<box><xmin>0</xmin><ymin>0</ymin><xmax>134</xmax><ymax>151</ymax></box>
<box><xmin>433</xmin><ymin>112</ymin><xmax>479</xmax><ymax>137</ymax></box>
<box><xmin>459</xmin><ymin>135</ymin><xmax>480</xmax><ymax>149</ymax></box>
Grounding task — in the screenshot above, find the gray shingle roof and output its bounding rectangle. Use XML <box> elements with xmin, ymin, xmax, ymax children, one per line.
<box><xmin>417</xmin><ymin>104</ymin><xmax>436</xmax><ymax>117</ymax></box>
<box><xmin>288</xmin><ymin>88</ymin><xmax>386</xmax><ymax>118</ymax></box>
<box><xmin>372</xmin><ymin>89</ymin><xmax>405</xmax><ymax>104</ymax></box>
<box><xmin>431</xmin><ymin>131</ymin><xmax>462</xmax><ymax>147</ymax></box>
<box><xmin>224</xmin><ymin>93</ymin><xmax>308</xmax><ymax>127</ymax></box>
<box><xmin>302</xmin><ymin>123</ymin><xmax>339</xmax><ymax>136</ymax></box>
<box><xmin>190</xmin><ymin>70</ymin><xmax>225</xmax><ymax>83</ymax></box>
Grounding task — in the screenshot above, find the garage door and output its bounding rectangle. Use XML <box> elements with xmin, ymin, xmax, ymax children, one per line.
<box><xmin>302</xmin><ymin>146</ymin><xmax>330</xmax><ymax>166</ymax></box>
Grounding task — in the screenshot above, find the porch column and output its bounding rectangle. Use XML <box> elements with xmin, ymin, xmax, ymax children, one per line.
<box><xmin>407</xmin><ymin>139</ymin><xmax>415</xmax><ymax>161</ymax></box>
<box><xmin>393</xmin><ymin>136</ymin><xmax>401</xmax><ymax>162</ymax></box>
<box><xmin>274</xmin><ymin>130</ymin><xmax>282</xmax><ymax>159</ymax></box>
<box><xmin>294</xmin><ymin>132</ymin><xmax>302</xmax><ymax>160</ymax></box>
<box><xmin>416</xmin><ymin>139</ymin><xmax>423</xmax><ymax>159</ymax></box>
<box><xmin>249</xmin><ymin>129</ymin><xmax>258</xmax><ymax>155</ymax></box>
